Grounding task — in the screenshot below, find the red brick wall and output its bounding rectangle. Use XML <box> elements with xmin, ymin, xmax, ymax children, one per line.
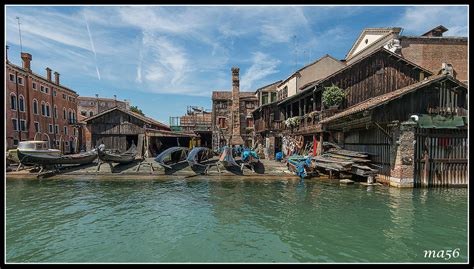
<box><xmin>400</xmin><ymin>38</ymin><xmax>468</xmax><ymax>82</ymax></box>
<box><xmin>6</xmin><ymin>63</ymin><xmax>79</xmax><ymax>151</ymax></box>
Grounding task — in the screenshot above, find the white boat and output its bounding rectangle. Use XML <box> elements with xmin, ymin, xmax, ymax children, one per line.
<box><xmin>10</xmin><ymin>141</ymin><xmax>60</xmax><ymax>165</ymax></box>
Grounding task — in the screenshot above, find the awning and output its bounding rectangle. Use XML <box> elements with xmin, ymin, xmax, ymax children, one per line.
<box><xmin>416</xmin><ymin>114</ymin><xmax>467</xmax><ymax>129</ymax></box>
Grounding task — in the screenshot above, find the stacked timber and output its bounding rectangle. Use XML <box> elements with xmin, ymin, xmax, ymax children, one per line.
<box><xmin>314</xmin><ymin>148</ymin><xmax>378</xmax><ymax>177</ymax></box>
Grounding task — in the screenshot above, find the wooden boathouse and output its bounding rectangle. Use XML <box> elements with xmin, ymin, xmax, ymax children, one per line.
<box><xmin>82</xmin><ymin>107</ymin><xmax>197</xmax><ymax>158</ymax></box>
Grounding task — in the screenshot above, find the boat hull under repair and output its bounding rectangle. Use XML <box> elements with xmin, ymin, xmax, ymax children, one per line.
<box><xmin>218</xmin><ymin>146</ymin><xmax>239</xmax><ymax>168</ymax></box>
<box><xmin>154</xmin><ymin>147</ymin><xmax>189</xmax><ymax>169</ymax></box>
<box><xmin>98</xmin><ymin>143</ymin><xmax>137</xmax><ymax>164</ymax></box>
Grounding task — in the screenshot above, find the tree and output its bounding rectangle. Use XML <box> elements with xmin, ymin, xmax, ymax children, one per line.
<box><xmin>130</xmin><ymin>105</ymin><xmax>145</xmax><ymax>116</ymax></box>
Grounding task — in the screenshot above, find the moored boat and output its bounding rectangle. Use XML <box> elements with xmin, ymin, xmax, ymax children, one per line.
<box><xmin>240</xmin><ymin>149</ymin><xmax>260</xmax><ymax>171</ymax></box>
<box><xmin>155</xmin><ymin>147</ymin><xmax>189</xmax><ymax>169</ymax></box>
<box><xmin>98</xmin><ymin>143</ymin><xmax>137</xmax><ymax>164</ymax></box>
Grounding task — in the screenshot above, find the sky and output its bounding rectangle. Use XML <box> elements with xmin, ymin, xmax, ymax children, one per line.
<box><xmin>5</xmin><ymin>5</ymin><xmax>468</xmax><ymax>124</ymax></box>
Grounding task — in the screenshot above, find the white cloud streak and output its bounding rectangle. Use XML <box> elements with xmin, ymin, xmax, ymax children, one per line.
<box><xmin>241</xmin><ymin>52</ymin><xmax>281</xmax><ymax>91</ymax></box>
<box><xmin>84</xmin><ymin>14</ymin><xmax>101</xmax><ymax>80</ymax></box>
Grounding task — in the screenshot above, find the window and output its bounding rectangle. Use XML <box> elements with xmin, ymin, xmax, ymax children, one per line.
<box><xmin>19</xmin><ymin>95</ymin><xmax>25</xmax><ymax>112</ymax></box>
<box><xmin>216</xmin><ymin>101</ymin><xmax>227</xmax><ymax>109</ymax></box>
<box><xmin>48</xmin><ymin>124</ymin><xmax>53</xmax><ymax>134</ymax></box>
<box><xmin>63</xmin><ymin>108</ymin><xmax>67</xmax><ymax>119</ymax></box>
<box><xmin>56</xmin><ymin>141</ymin><xmax>60</xmax><ymax>146</ymax></box>
<box><xmin>81</xmin><ymin>111</ymin><xmax>87</xmax><ymax>116</ymax></box>
<box><xmin>17</xmin><ymin>77</ymin><xmax>24</xmax><ymax>85</ymax></box>
<box><xmin>9</xmin><ymin>73</ymin><xmax>15</xmax><ymax>82</ymax></box>
<box><xmin>32</xmin><ymin>82</ymin><xmax>37</xmax><ymax>90</ymax></box>
<box><xmin>89</xmin><ymin>111</ymin><xmax>94</xmax><ymax>117</ymax></box>
<box><xmin>65</xmin><ymin>141</ymin><xmax>69</xmax><ymax>147</ymax></box>
<box><xmin>63</xmin><ymin>94</ymin><xmax>67</xmax><ymax>99</ymax></box>
<box><xmin>54</xmin><ymin>106</ymin><xmax>58</xmax><ymax>119</ymax></box>
<box><xmin>33</xmin><ymin>99</ymin><xmax>38</xmax><ymax>114</ymax></box>
<box><xmin>73</xmin><ymin>128</ymin><xmax>77</xmax><ymax>136</ymax></box>
<box><xmin>13</xmin><ymin>139</ymin><xmax>19</xmax><ymax>146</ymax></box>
<box><xmin>20</xmin><ymin>120</ymin><xmax>26</xmax><ymax>131</ymax></box>
<box><xmin>245</xmin><ymin>101</ymin><xmax>255</xmax><ymax>109</ymax></box>
<box><xmin>41</xmin><ymin>102</ymin><xmax>46</xmax><ymax>116</ymax></box>
<box><xmin>10</xmin><ymin>94</ymin><xmax>17</xmax><ymax>110</ymax></box>
<box><xmin>218</xmin><ymin>117</ymin><xmax>227</xmax><ymax>129</ymax></box>
<box><xmin>55</xmin><ymin>125</ymin><xmax>59</xmax><ymax>134</ymax></box>
<box><xmin>246</xmin><ymin>118</ymin><xmax>254</xmax><ymax>128</ymax></box>
<box><xmin>34</xmin><ymin>122</ymin><xmax>40</xmax><ymax>132</ymax></box>
<box><xmin>12</xmin><ymin>118</ymin><xmax>18</xmax><ymax>131</ymax></box>
<box><xmin>46</xmin><ymin>104</ymin><xmax>50</xmax><ymax>117</ymax></box>
<box><xmin>64</xmin><ymin>126</ymin><xmax>68</xmax><ymax>135</ymax></box>
<box><xmin>40</xmin><ymin>85</ymin><xmax>45</xmax><ymax>92</ymax></box>
<box><xmin>68</xmin><ymin>110</ymin><xmax>72</xmax><ymax>121</ymax></box>
<box><xmin>45</xmin><ymin>87</ymin><xmax>49</xmax><ymax>94</ymax></box>
<box><xmin>53</xmin><ymin>90</ymin><xmax>57</xmax><ymax>96</ymax></box>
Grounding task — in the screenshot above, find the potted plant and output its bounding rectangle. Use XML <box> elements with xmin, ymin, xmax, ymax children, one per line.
<box><xmin>322</xmin><ymin>84</ymin><xmax>345</xmax><ymax>109</ymax></box>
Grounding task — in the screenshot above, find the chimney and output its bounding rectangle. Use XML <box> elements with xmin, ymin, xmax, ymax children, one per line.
<box><xmin>54</xmin><ymin>71</ymin><xmax>60</xmax><ymax>85</ymax></box>
<box><xmin>46</xmin><ymin>67</ymin><xmax>52</xmax><ymax>81</ymax></box>
<box><xmin>21</xmin><ymin>52</ymin><xmax>32</xmax><ymax>71</ymax></box>
<box><xmin>229</xmin><ymin>67</ymin><xmax>245</xmax><ymax>146</ymax></box>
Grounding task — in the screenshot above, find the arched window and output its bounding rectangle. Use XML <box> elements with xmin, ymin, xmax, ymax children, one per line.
<box><xmin>19</xmin><ymin>95</ymin><xmax>25</xmax><ymax>112</ymax></box>
<box><xmin>63</xmin><ymin>108</ymin><xmax>67</xmax><ymax>119</ymax></box>
<box><xmin>10</xmin><ymin>93</ymin><xmax>17</xmax><ymax>110</ymax></box>
<box><xmin>54</xmin><ymin>105</ymin><xmax>58</xmax><ymax>119</ymax></box>
<box><xmin>72</xmin><ymin>110</ymin><xmax>76</xmax><ymax>122</ymax></box>
<box><xmin>68</xmin><ymin>110</ymin><xmax>72</xmax><ymax>121</ymax></box>
<box><xmin>33</xmin><ymin>99</ymin><xmax>39</xmax><ymax>114</ymax></box>
<box><xmin>46</xmin><ymin>103</ymin><xmax>50</xmax><ymax>117</ymax></box>
<box><xmin>89</xmin><ymin>111</ymin><xmax>93</xmax><ymax>117</ymax></box>
<box><xmin>41</xmin><ymin>101</ymin><xmax>46</xmax><ymax>116</ymax></box>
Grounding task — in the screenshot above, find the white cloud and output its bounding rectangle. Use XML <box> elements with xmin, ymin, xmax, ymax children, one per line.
<box><xmin>396</xmin><ymin>6</ymin><xmax>468</xmax><ymax>36</ymax></box>
<box><xmin>241</xmin><ymin>52</ymin><xmax>281</xmax><ymax>91</ymax></box>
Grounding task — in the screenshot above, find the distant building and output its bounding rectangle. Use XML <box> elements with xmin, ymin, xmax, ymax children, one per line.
<box><xmin>211</xmin><ymin>67</ymin><xmax>258</xmax><ymax>150</ymax></box>
<box><xmin>77</xmin><ymin>96</ymin><xmax>130</xmax><ymax>120</ymax></box>
<box><xmin>170</xmin><ymin>106</ymin><xmax>212</xmax><ymax>148</ymax></box>
<box><xmin>6</xmin><ymin>51</ymin><xmax>80</xmax><ymax>153</ymax></box>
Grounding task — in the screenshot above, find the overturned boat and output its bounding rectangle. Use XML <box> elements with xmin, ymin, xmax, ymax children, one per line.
<box><xmin>187</xmin><ymin>147</ymin><xmax>214</xmax><ymax>167</ymax></box>
<box><xmin>155</xmin><ymin>147</ymin><xmax>189</xmax><ymax>169</ymax></box>
<box><xmin>218</xmin><ymin>146</ymin><xmax>239</xmax><ymax>168</ymax></box>
<box><xmin>98</xmin><ymin>143</ymin><xmax>137</xmax><ymax>164</ymax></box>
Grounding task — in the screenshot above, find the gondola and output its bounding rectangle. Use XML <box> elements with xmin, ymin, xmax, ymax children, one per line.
<box><xmin>218</xmin><ymin>146</ymin><xmax>239</xmax><ymax>168</ymax></box>
<box><xmin>154</xmin><ymin>147</ymin><xmax>189</xmax><ymax>169</ymax></box>
<box><xmin>98</xmin><ymin>143</ymin><xmax>137</xmax><ymax>164</ymax></box>
<box><xmin>17</xmin><ymin>149</ymin><xmax>98</xmax><ymax>166</ymax></box>
<box><xmin>187</xmin><ymin>147</ymin><xmax>214</xmax><ymax>168</ymax></box>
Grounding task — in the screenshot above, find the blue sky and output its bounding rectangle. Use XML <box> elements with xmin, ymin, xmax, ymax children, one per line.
<box><xmin>5</xmin><ymin>5</ymin><xmax>468</xmax><ymax>123</ymax></box>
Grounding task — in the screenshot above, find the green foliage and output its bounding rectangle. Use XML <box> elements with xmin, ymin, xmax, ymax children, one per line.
<box><xmin>130</xmin><ymin>105</ymin><xmax>145</xmax><ymax>116</ymax></box>
<box><xmin>322</xmin><ymin>84</ymin><xmax>345</xmax><ymax>108</ymax></box>
<box><xmin>285</xmin><ymin>116</ymin><xmax>301</xmax><ymax>128</ymax></box>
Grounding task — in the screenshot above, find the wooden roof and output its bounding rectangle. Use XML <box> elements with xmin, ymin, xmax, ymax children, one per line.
<box><xmin>320</xmin><ymin>74</ymin><xmax>466</xmax><ymax>124</ymax></box>
<box><xmin>82</xmin><ymin>106</ymin><xmax>170</xmax><ymax>131</ymax></box>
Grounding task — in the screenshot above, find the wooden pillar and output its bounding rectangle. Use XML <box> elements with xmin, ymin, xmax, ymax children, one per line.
<box><xmin>303</xmin><ymin>96</ymin><xmax>307</xmax><ymax>114</ymax></box>
<box><xmin>299</xmin><ymin>100</ymin><xmax>302</xmax><ymax>116</ymax></box>
<box><xmin>313</xmin><ymin>91</ymin><xmax>316</xmax><ymax>111</ymax></box>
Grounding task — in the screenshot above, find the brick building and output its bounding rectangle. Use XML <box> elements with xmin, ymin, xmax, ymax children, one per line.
<box><xmin>345</xmin><ymin>25</ymin><xmax>468</xmax><ymax>83</ymax></box>
<box><xmin>211</xmin><ymin>67</ymin><xmax>258</xmax><ymax>150</ymax></box>
<box><xmin>6</xmin><ymin>51</ymin><xmax>80</xmax><ymax>153</ymax></box>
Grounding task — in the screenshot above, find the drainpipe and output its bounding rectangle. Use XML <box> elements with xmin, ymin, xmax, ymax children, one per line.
<box><xmin>15</xmin><ymin>70</ymin><xmax>21</xmax><ymax>141</ymax></box>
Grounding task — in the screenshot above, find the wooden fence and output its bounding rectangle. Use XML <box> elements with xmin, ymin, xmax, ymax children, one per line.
<box><xmin>414</xmin><ymin>128</ymin><xmax>468</xmax><ymax>187</ymax></box>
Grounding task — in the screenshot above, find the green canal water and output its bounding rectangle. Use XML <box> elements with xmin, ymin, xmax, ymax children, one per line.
<box><xmin>6</xmin><ymin>178</ymin><xmax>468</xmax><ymax>263</ymax></box>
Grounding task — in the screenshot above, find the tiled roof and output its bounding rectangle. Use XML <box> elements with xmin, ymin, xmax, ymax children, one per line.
<box><xmin>320</xmin><ymin>74</ymin><xmax>466</xmax><ymax>124</ymax></box>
